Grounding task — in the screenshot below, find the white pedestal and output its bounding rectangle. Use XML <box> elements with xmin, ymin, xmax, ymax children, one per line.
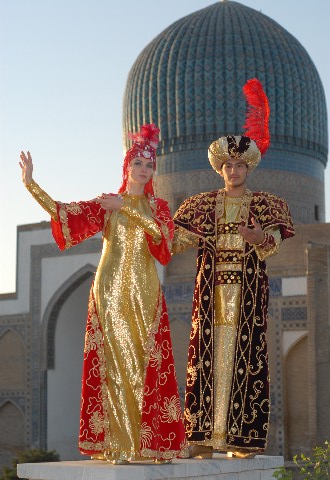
<box><xmin>17</xmin><ymin>454</ymin><xmax>283</xmax><ymax>480</ymax></box>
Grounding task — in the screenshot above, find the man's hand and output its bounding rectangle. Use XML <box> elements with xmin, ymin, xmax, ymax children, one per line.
<box><xmin>19</xmin><ymin>151</ymin><xmax>33</xmax><ymax>186</ymax></box>
<box><xmin>238</xmin><ymin>217</ymin><xmax>265</xmax><ymax>245</ymax></box>
<box><xmin>97</xmin><ymin>194</ymin><xmax>124</xmax><ymax>211</ymax></box>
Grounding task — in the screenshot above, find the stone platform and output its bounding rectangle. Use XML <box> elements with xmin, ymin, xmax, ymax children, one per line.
<box><xmin>17</xmin><ymin>454</ymin><xmax>283</xmax><ymax>480</ymax></box>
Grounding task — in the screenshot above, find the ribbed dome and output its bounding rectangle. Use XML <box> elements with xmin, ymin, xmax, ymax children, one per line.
<box><xmin>123</xmin><ymin>1</ymin><xmax>328</xmax><ymax>174</ymax></box>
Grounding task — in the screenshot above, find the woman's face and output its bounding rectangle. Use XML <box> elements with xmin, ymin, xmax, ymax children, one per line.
<box><xmin>127</xmin><ymin>156</ymin><xmax>154</xmax><ymax>187</ymax></box>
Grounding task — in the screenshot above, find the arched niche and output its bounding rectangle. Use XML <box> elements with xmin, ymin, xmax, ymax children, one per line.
<box><xmin>284</xmin><ymin>334</ymin><xmax>309</xmax><ymax>459</ymax></box>
<box><xmin>41</xmin><ymin>264</ymin><xmax>96</xmax><ymax>370</ymax></box>
<box><xmin>41</xmin><ymin>264</ymin><xmax>95</xmax><ymax>461</ymax></box>
<box><xmin>0</xmin><ymin>401</ymin><xmax>25</xmax><ymax>455</ymax></box>
<box><xmin>0</xmin><ymin>330</ymin><xmax>25</xmax><ymax>390</ymax></box>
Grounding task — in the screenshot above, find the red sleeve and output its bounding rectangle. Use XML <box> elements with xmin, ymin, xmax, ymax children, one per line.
<box><xmin>146</xmin><ymin>198</ymin><xmax>174</xmax><ymax>266</ymax></box>
<box><xmin>51</xmin><ymin>200</ymin><xmax>108</xmax><ymax>251</ymax></box>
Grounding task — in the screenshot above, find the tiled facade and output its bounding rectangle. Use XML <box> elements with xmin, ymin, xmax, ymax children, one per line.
<box><xmin>123</xmin><ymin>1</ymin><xmax>327</xmax><ymax>225</ymax></box>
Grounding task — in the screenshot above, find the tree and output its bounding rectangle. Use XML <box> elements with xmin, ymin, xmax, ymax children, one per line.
<box><xmin>273</xmin><ymin>442</ymin><xmax>330</xmax><ymax>480</ymax></box>
<box><xmin>0</xmin><ymin>449</ymin><xmax>60</xmax><ymax>480</ymax></box>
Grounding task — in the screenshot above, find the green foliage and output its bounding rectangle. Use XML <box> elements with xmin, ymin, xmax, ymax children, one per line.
<box><xmin>0</xmin><ymin>448</ymin><xmax>60</xmax><ymax>480</ymax></box>
<box><xmin>273</xmin><ymin>441</ymin><xmax>330</xmax><ymax>480</ymax></box>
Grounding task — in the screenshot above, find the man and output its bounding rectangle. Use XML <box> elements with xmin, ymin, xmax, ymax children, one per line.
<box><xmin>173</xmin><ymin>126</ymin><xmax>294</xmax><ymax>458</ymax></box>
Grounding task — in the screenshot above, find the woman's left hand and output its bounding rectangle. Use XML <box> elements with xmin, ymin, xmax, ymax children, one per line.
<box><xmin>97</xmin><ymin>194</ymin><xmax>124</xmax><ymax>211</ymax></box>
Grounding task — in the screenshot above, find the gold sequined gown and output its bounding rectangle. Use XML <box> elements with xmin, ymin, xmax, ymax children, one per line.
<box><xmin>26</xmin><ymin>180</ymin><xmax>186</xmax><ymax>461</ymax></box>
<box><xmin>92</xmin><ymin>194</ymin><xmax>161</xmax><ymax>460</ymax></box>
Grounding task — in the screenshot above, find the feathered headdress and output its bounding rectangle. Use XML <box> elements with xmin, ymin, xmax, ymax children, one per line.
<box><xmin>118</xmin><ymin>123</ymin><xmax>160</xmax><ymax>196</ymax></box>
<box><xmin>242</xmin><ymin>78</ymin><xmax>270</xmax><ymax>155</ymax></box>
<box><xmin>208</xmin><ymin>78</ymin><xmax>270</xmax><ymax>172</ymax></box>
<box><xmin>128</xmin><ymin>123</ymin><xmax>160</xmax><ymax>150</ymax></box>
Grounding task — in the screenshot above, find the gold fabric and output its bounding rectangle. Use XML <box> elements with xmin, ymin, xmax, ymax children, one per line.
<box><xmin>255</xmin><ymin>228</ymin><xmax>281</xmax><ymax>260</ymax></box>
<box><xmin>207</xmin><ymin>195</ymin><xmax>280</xmax><ymax>450</ymax></box>
<box><xmin>173</xmin><ymin>188</ymin><xmax>293</xmax><ymax>451</ymax></box>
<box><xmin>201</xmin><ymin>197</ymin><xmax>241</xmax><ymax>448</ymax></box>
<box><xmin>208</xmin><ymin>136</ymin><xmax>261</xmax><ymax>173</ymax></box>
<box><xmin>26</xmin><ymin>179</ymin><xmax>58</xmax><ymax>221</ymax></box>
<box><xmin>93</xmin><ymin>193</ymin><xmax>160</xmax><ymax>460</ymax></box>
<box><xmin>120</xmin><ymin>203</ymin><xmax>162</xmax><ymax>243</ymax></box>
<box><xmin>26</xmin><ymin>185</ymin><xmax>163</xmax><ymax>461</ymax></box>
<box><xmin>211</xmin><ymin>324</ymin><xmax>238</xmax><ymax>449</ymax></box>
<box><xmin>171</xmin><ymin>226</ymin><xmax>199</xmax><ymax>255</ymax></box>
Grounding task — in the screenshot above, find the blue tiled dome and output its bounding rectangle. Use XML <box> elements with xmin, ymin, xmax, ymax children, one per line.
<box><xmin>123</xmin><ymin>1</ymin><xmax>328</xmax><ymax>180</ymax></box>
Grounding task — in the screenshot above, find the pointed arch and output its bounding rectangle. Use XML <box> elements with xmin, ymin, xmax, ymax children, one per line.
<box><xmin>40</xmin><ymin>263</ymin><xmax>95</xmax><ymax>457</ymax></box>
<box><xmin>284</xmin><ymin>334</ymin><xmax>309</xmax><ymax>458</ymax></box>
<box><xmin>0</xmin><ymin>401</ymin><xmax>25</xmax><ymax>452</ymax></box>
<box><xmin>0</xmin><ymin>330</ymin><xmax>25</xmax><ymax>390</ymax></box>
<box><xmin>41</xmin><ymin>264</ymin><xmax>96</xmax><ymax>370</ymax></box>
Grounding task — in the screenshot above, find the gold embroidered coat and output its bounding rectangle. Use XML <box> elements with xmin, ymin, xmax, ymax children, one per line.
<box><xmin>173</xmin><ymin>189</ymin><xmax>295</xmax><ymax>452</ymax></box>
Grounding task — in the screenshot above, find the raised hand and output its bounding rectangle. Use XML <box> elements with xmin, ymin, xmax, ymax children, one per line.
<box><xmin>238</xmin><ymin>217</ymin><xmax>265</xmax><ymax>245</ymax></box>
<box><xmin>19</xmin><ymin>151</ymin><xmax>33</xmax><ymax>186</ymax></box>
<box><xmin>97</xmin><ymin>194</ymin><xmax>124</xmax><ymax>212</ymax></box>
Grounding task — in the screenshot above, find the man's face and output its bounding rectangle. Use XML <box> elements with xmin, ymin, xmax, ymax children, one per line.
<box><xmin>220</xmin><ymin>157</ymin><xmax>248</xmax><ymax>188</ymax></box>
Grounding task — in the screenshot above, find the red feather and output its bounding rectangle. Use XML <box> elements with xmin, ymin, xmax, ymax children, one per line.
<box><xmin>128</xmin><ymin>123</ymin><xmax>160</xmax><ymax>149</ymax></box>
<box><xmin>242</xmin><ymin>78</ymin><xmax>270</xmax><ymax>155</ymax></box>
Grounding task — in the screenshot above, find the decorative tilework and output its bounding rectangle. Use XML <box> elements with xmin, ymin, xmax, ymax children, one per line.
<box><xmin>0</xmin><ymin>396</ymin><xmax>26</xmax><ymax>414</ymax></box>
<box><xmin>269</xmin><ymin>278</ymin><xmax>282</xmax><ymax>297</ymax></box>
<box><xmin>163</xmin><ymin>283</ymin><xmax>194</xmax><ymax>303</ymax></box>
<box><xmin>123</xmin><ymin>1</ymin><xmax>327</xmax><ymax>170</ymax></box>
<box><xmin>281</xmin><ymin>307</ymin><xmax>307</xmax><ymax>322</ymax></box>
<box><xmin>156</xmin><ymin>148</ymin><xmax>325</xmax><ymax>181</ymax></box>
<box><xmin>0</xmin><ymin>324</ymin><xmax>26</xmax><ymax>339</ymax></box>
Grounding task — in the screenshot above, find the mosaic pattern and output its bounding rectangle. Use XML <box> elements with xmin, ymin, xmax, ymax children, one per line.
<box><xmin>163</xmin><ymin>283</ymin><xmax>194</xmax><ymax>303</ymax></box>
<box><xmin>123</xmin><ymin>1</ymin><xmax>327</xmax><ymax>170</ymax></box>
<box><xmin>269</xmin><ymin>277</ymin><xmax>282</xmax><ymax>297</ymax></box>
<box><xmin>0</xmin><ymin>396</ymin><xmax>26</xmax><ymax>413</ymax></box>
<box><xmin>156</xmin><ymin>148</ymin><xmax>325</xmax><ymax>181</ymax></box>
<box><xmin>281</xmin><ymin>306</ymin><xmax>307</xmax><ymax>322</ymax></box>
<box><xmin>0</xmin><ymin>324</ymin><xmax>26</xmax><ymax>339</ymax></box>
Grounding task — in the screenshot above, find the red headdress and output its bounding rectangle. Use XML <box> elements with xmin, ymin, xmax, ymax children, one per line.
<box><xmin>118</xmin><ymin>123</ymin><xmax>160</xmax><ymax>196</ymax></box>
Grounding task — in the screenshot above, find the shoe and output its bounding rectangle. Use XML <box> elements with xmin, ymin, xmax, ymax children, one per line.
<box><xmin>111</xmin><ymin>459</ymin><xmax>130</xmax><ymax>465</ymax></box>
<box><xmin>189</xmin><ymin>445</ymin><xmax>213</xmax><ymax>459</ymax></box>
<box><xmin>230</xmin><ymin>450</ymin><xmax>256</xmax><ymax>459</ymax></box>
<box><xmin>90</xmin><ymin>454</ymin><xmax>106</xmax><ymax>461</ymax></box>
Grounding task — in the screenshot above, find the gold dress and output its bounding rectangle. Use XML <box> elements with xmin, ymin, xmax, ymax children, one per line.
<box><xmin>92</xmin><ymin>194</ymin><xmax>161</xmax><ymax>459</ymax></box>
<box><xmin>27</xmin><ymin>180</ymin><xmax>187</xmax><ymax>461</ymax></box>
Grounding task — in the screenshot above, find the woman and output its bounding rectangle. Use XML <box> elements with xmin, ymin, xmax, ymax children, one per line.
<box><xmin>20</xmin><ymin>124</ymin><xmax>187</xmax><ymax>464</ymax></box>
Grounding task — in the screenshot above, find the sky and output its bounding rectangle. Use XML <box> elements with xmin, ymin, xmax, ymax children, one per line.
<box><xmin>0</xmin><ymin>0</ymin><xmax>329</xmax><ymax>294</ymax></box>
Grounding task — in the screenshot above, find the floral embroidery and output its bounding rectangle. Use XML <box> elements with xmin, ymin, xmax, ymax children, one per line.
<box><xmin>160</xmin><ymin>396</ymin><xmax>182</xmax><ymax>423</ymax></box>
<box><xmin>66</xmin><ymin>202</ymin><xmax>83</xmax><ymax>215</ymax></box>
<box><xmin>184</xmin><ymin>408</ymin><xmax>203</xmax><ymax>437</ymax></box>
<box><xmin>89</xmin><ymin>411</ymin><xmax>104</xmax><ymax>435</ymax></box>
<box><xmin>149</xmin><ymin>344</ymin><xmax>162</xmax><ymax>370</ymax></box>
<box><xmin>140</xmin><ymin>422</ymin><xmax>153</xmax><ymax>448</ymax></box>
